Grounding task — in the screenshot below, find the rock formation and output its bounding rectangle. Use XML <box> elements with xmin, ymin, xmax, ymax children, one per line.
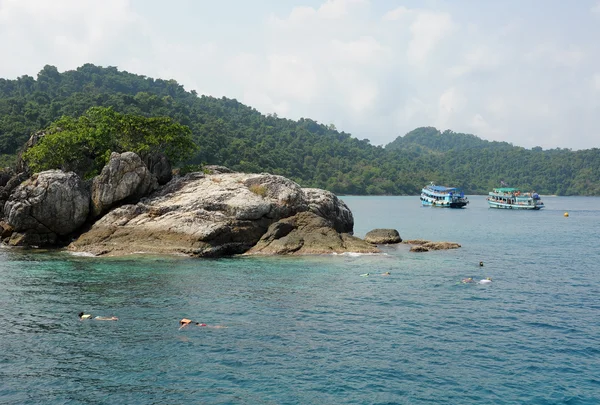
<box><xmin>303</xmin><ymin>188</ymin><xmax>354</xmax><ymax>233</ymax></box>
<box><xmin>404</xmin><ymin>239</ymin><xmax>461</xmax><ymax>252</ymax></box>
<box><xmin>68</xmin><ymin>171</ymin><xmax>357</xmax><ymax>257</ymax></box>
<box><xmin>364</xmin><ymin>229</ymin><xmax>402</xmax><ymax>244</ymax></box>
<box><xmin>3</xmin><ymin>170</ymin><xmax>90</xmax><ymax>246</ymax></box>
<box><xmin>91</xmin><ymin>152</ymin><xmax>158</xmax><ymax>219</ymax></box>
<box><xmin>143</xmin><ymin>152</ymin><xmax>172</xmax><ymax>185</ymax></box>
<box><xmin>246</xmin><ymin>211</ymin><xmax>379</xmax><ymax>255</ymax></box>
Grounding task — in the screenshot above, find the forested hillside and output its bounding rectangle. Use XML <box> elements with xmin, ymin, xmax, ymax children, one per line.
<box><xmin>1</xmin><ymin>64</ymin><xmax>599</xmax><ymax>195</ymax></box>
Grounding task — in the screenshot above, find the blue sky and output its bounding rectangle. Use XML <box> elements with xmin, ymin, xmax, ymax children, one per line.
<box><xmin>1</xmin><ymin>0</ymin><xmax>599</xmax><ymax>150</ymax></box>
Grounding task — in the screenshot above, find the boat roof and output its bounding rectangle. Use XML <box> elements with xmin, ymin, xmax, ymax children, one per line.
<box><xmin>492</xmin><ymin>187</ymin><xmax>520</xmax><ymax>192</ymax></box>
<box><xmin>425</xmin><ymin>185</ymin><xmax>460</xmax><ymax>192</ymax></box>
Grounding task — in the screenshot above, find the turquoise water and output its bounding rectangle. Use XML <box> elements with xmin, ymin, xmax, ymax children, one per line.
<box><xmin>1</xmin><ymin>196</ymin><xmax>599</xmax><ymax>404</ymax></box>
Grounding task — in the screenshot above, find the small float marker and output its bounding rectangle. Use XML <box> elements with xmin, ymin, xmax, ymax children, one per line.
<box><xmin>564</xmin><ymin>212</ymin><xmax>569</xmax><ymax>217</ymax></box>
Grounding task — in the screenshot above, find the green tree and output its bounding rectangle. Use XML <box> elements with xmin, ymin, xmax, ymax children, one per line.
<box><xmin>22</xmin><ymin>106</ymin><xmax>196</xmax><ymax>179</ymax></box>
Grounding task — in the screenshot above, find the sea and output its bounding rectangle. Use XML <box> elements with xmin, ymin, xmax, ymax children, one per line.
<box><xmin>1</xmin><ymin>195</ymin><xmax>599</xmax><ymax>405</ymax></box>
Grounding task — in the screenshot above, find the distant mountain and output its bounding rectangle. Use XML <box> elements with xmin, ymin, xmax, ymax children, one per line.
<box><xmin>1</xmin><ymin>64</ymin><xmax>599</xmax><ymax>195</ymax></box>
<box><xmin>385</xmin><ymin>127</ymin><xmax>512</xmax><ymax>153</ymax></box>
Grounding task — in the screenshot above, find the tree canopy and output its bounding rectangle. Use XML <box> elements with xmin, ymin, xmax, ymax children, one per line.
<box><xmin>1</xmin><ymin>64</ymin><xmax>600</xmax><ymax>195</ymax></box>
<box><xmin>22</xmin><ymin>106</ymin><xmax>196</xmax><ymax>179</ymax></box>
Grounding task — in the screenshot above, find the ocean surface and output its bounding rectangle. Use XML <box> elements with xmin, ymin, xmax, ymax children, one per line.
<box><xmin>1</xmin><ymin>195</ymin><xmax>599</xmax><ymax>404</ymax></box>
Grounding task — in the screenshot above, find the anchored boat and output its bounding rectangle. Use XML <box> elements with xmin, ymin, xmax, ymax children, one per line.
<box><xmin>487</xmin><ymin>187</ymin><xmax>544</xmax><ymax>210</ymax></box>
<box><xmin>420</xmin><ymin>182</ymin><xmax>469</xmax><ymax>208</ymax></box>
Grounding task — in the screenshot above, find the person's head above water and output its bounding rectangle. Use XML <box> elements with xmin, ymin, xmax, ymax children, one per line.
<box><xmin>78</xmin><ymin>312</ymin><xmax>92</xmax><ymax>319</ymax></box>
<box><xmin>479</xmin><ymin>261</ymin><xmax>484</xmax><ymax>267</ymax></box>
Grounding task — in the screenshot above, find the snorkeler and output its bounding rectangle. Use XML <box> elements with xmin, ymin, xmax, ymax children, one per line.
<box><xmin>461</xmin><ymin>277</ymin><xmax>475</xmax><ymax>284</ymax></box>
<box><xmin>179</xmin><ymin>318</ymin><xmax>227</xmax><ymax>330</ymax></box>
<box><xmin>78</xmin><ymin>312</ymin><xmax>118</xmax><ymax>321</ymax></box>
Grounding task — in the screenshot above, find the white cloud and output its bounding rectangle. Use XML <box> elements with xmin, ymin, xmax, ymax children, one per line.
<box><xmin>266</xmin><ymin>54</ymin><xmax>318</xmax><ymax>103</ymax></box>
<box><xmin>0</xmin><ymin>0</ymin><xmax>599</xmax><ymax>150</ymax></box>
<box><xmin>526</xmin><ymin>43</ymin><xmax>585</xmax><ymax>68</ymax></box>
<box><xmin>593</xmin><ymin>73</ymin><xmax>600</xmax><ymax>90</ymax></box>
<box><xmin>330</xmin><ymin>36</ymin><xmax>390</xmax><ymax>65</ymax></box>
<box><xmin>382</xmin><ymin>6</ymin><xmax>410</xmax><ymax>21</ymax></box>
<box><xmin>382</xmin><ymin>7</ymin><xmax>456</xmax><ymax>65</ymax></box>
<box><xmin>448</xmin><ymin>46</ymin><xmax>502</xmax><ymax>77</ymax></box>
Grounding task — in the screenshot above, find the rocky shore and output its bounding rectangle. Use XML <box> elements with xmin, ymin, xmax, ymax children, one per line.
<box><xmin>0</xmin><ymin>151</ymin><xmax>460</xmax><ymax>257</ymax></box>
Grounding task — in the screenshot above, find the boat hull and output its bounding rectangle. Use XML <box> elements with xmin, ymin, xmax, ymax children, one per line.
<box><xmin>487</xmin><ymin>200</ymin><xmax>543</xmax><ymax>210</ymax></box>
<box><xmin>421</xmin><ymin>198</ymin><xmax>468</xmax><ymax>208</ymax></box>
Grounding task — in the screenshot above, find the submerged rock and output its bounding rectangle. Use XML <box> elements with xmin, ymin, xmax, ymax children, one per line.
<box><xmin>404</xmin><ymin>239</ymin><xmax>461</xmax><ymax>252</ymax></box>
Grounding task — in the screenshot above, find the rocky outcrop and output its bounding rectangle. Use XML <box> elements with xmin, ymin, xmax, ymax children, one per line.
<box><xmin>143</xmin><ymin>152</ymin><xmax>172</xmax><ymax>185</ymax></box>
<box><xmin>15</xmin><ymin>130</ymin><xmax>45</xmax><ymax>174</ymax></box>
<box><xmin>0</xmin><ymin>171</ymin><xmax>29</xmax><ymax>216</ymax></box>
<box><xmin>303</xmin><ymin>188</ymin><xmax>354</xmax><ymax>233</ymax></box>
<box><xmin>3</xmin><ymin>170</ymin><xmax>90</xmax><ymax>246</ymax></box>
<box><xmin>0</xmin><ymin>168</ymin><xmax>15</xmax><ymax>187</ymax></box>
<box><xmin>365</xmin><ymin>229</ymin><xmax>402</xmax><ymax>244</ymax></box>
<box><xmin>204</xmin><ymin>165</ymin><xmax>235</xmax><ymax>174</ymax></box>
<box><xmin>245</xmin><ymin>211</ymin><xmax>379</xmax><ymax>255</ymax></box>
<box><xmin>91</xmin><ymin>152</ymin><xmax>158</xmax><ymax>219</ymax></box>
<box><xmin>404</xmin><ymin>239</ymin><xmax>461</xmax><ymax>252</ymax></box>
<box><xmin>68</xmin><ymin>172</ymin><xmax>357</xmax><ymax>257</ymax></box>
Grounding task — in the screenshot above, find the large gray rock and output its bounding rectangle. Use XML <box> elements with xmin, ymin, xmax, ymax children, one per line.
<box><xmin>68</xmin><ymin>172</ymin><xmax>357</xmax><ymax>257</ymax></box>
<box><xmin>91</xmin><ymin>152</ymin><xmax>158</xmax><ymax>219</ymax></box>
<box><xmin>303</xmin><ymin>188</ymin><xmax>354</xmax><ymax>233</ymax></box>
<box><xmin>4</xmin><ymin>170</ymin><xmax>90</xmax><ymax>245</ymax></box>
<box><xmin>245</xmin><ymin>211</ymin><xmax>380</xmax><ymax>255</ymax></box>
<box><xmin>365</xmin><ymin>229</ymin><xmax>402</xmax><ymax>244</ymax></box>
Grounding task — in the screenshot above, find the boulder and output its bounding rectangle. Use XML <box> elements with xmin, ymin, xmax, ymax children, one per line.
<box><xmin>91</xmin><ymin>152</ymin><xmax>158</xmax><ymax>219</ymax></box>
<box><xmin>4</xmin><ymin>170</ymin><xmax>90</xmax><ymax>246</ymax></box>
<box><xmin>245</xmin><ymin>211</ymin><xmax>380</xmax><ymax>255</ymax></box>
<box><xmin>303</xmin><ymin>188</ymin><xmax>354</xmax><ymax>233</ymax></box>
<box><xmin>365</xmin><ymin>229</ymin><xmax>402</xmax><ymax>244</ymax></box>
<box><xmin>68</xmin><ymin>172</ymin><xmax>359</xmax><ymax>257</ymax></box>
<box><xmin>143</xmin><ymin>152</ymin><xmax>172</xmax><ymax>185</ymax></box>
<box><xmin>0</xmin><ymin>220</ymin><xmax>13</xmax><ymax>239</ymax></box>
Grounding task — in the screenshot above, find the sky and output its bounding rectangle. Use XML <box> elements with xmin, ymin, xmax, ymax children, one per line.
<box><xmin>1</xmin><ymin>0</ymin><xmax>599</xmax><ymax>150</ymax></box>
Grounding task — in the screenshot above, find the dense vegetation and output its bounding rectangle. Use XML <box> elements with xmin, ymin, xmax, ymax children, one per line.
<box><xmin>1</xmin><ymin>64</ymin><xmax>599</xmax><ymax>195</ymax></box>
<box><xmin>22</xmin><ymin>106</ymin><xmax>196</xmax><ymax>179</ymax></box>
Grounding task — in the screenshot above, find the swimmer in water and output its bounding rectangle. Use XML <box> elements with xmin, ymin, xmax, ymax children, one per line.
<box><xmin>461</xmin><ymin>277</ymin><xmax>475</xmax><ymax>284</ymax></box>
<box><xmin>381</xmin><ymin>272</ymin><xmax>391</xmax><ymax>276</ymax></box>
<box><xmin>179</xmin><ymin>318</ymin><xmax>227</xmax><ymax>330</ymax></box>
<box><xmin>78</xmin><ymin>312</ymin><xmax>118</xmax><ymax>321</ymax></box>
<box><xmin>478</xmin><ymin>277</ymin><xmax>492</xmax><ymax>284</ymax></box>
<box><xmin>360</xmin><ymin>273</ymin><xmax>370</xmax><ymax>277</ymax></box>
<box><xmin>479</xmin><ymin>261</ymin><xmax>484</xmax><ymax>267</ymax></box>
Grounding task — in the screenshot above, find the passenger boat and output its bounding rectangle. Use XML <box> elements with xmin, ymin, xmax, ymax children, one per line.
<box><xmin>420</xmin><ymin>182</ymin><xmax>469</xmax><ymax>208</ymax></box>
<box><xmin>486</xmin><ymin>187</ymin><xmax>544</xmax><ymax>210</ymax></box>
